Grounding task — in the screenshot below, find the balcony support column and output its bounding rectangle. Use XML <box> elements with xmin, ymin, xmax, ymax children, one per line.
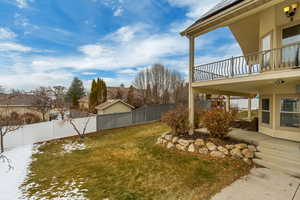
<box><xmin>188</xmin><ymin>35</ymin><xmax>195</xmax><ymax>135</ymax></box>
<box><xmin>248</xmin><ymin>97</ymin><xmax>252</xmax><ymax>121</ymax></box>
<box><xmin>226</xmin><ymin>95</ymin><xmax>231</xmax><ymax>112</ymax></box>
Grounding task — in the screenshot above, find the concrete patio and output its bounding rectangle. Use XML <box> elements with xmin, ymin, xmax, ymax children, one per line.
<box><xmin>212</xmin><ymin>167</ymin><xmax>300</xmax><ymax>200</ymax></box>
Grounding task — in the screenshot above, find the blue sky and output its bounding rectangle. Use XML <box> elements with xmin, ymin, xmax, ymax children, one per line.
<box><xmin>0</xmin><ymin>0</ymin><xmax>241</xmax><ymax>90</ymax></box>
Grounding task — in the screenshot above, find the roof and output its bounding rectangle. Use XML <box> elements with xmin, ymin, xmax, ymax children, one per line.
<box><xmin>181</xmin><ymin>0</ymin><xmax>244</xmax><ymax>36</ymax></box>
<box><xmin>198</xmin><ymin>0</ymin><xmax>243</xmax><ymax>23</ymax></box>
<box><xmin>95</xmin><ymin>99</ymin><xmax>134</xmax><ymax>111</ymax></box>
<box><xmin>0</xmin><ymin>93</ymin><xmax>39</xmax><ymax>106</ymax></box>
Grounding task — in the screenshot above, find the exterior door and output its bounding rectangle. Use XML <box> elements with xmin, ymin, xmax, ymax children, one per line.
<box><xmin>261</xmin><ymin>34</ymin><xmax>271</xmax><ymax>71</ymax></box>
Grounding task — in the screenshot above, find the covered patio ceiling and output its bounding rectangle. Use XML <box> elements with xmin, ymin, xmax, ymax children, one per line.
<box><xmin>192</xmin><ymin>69</ymin><xmax>300</xmax><ymax>97</ymax></box>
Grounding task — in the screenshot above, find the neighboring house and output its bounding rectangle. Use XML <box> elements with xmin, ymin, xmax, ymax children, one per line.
<box><xmin>78</xmin><ymin>96</ymin><xmax>89</xmax><ymax>111</ymax></box>
<box><xmin>95</xmin><ymin>99</ymin><xmax>134</xmax><ymax>115</ymax></box>
<box><xmin>182</xmin><ymin>0</ymin><xmax>300</xmax><ymax>142</ymax></box>
<box><xmin>0</xmin><ymin>93</ymin><xmax>46</xmax><ymax>120</ymax></box>
<box><xmin>79</xmin><ymin>86</ymin><xmax>144</xmax><ymax>111</ymax></box>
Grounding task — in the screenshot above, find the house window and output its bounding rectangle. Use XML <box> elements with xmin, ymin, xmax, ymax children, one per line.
<box><xmin>282</xmin><ymin>24</ymin><xmax>300</xmax><ymax>65</ymax></box>
<box><xmin>280</xmin><ymin>98</ymin><xmax>300</xmax><ymax>128</ymax></box>
<box><xmin>261</xmin><ymin>98</ymin><xmax>270</xmax><ymax>124</ymax></box>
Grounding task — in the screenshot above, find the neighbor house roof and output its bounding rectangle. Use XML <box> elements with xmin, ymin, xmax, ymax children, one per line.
<box><xmin>95</xmin><ymin>99</ymin><xmax>134</xmax><ymax>111</ymax></box>
<box><xmin>181</xmin><ymin>0</ymin><xmax>244</xmax><ymax>36</ymax></box>
<box><xmin>0</xmin><ymin>93</ymin><xmax>39</xmax><ymax>106</ymax></box>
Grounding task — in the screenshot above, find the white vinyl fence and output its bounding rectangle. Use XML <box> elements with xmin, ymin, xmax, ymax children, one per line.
<box><xmin>3</xmin><ymin>116</ymin><xmax>96</xmax><ymax>150</ymax></box>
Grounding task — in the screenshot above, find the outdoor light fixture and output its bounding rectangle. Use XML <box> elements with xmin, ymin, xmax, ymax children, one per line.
<box><xmin>284</xmin><ymin>3</ymin><xmax>298</xmax><ymax>21</ymax></box>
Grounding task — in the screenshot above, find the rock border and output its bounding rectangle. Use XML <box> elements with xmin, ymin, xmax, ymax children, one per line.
<box><xmin>156</xmin><ymin>132</ymin><xmax>257</xmax><ymax>164</ymax></box>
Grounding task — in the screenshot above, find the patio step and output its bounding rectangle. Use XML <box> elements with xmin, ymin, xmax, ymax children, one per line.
<box><xmin>253</xmin><ymin>159</ymin><xmax>300</xmax><ymax>178</ymax></box>
<box><xmin>258</xmin><ymin>140</ymin><xmax>300</xmax><ymax>153</ymax></box>
<box><xmin>256</xmin><ymin>146</ymin><xmax>300</xmax><ymax>163</ymax></box>
<box><xmin>255</xmin><ymin>152</ymin><xmax>300</xmax><ymax>169</ymax></box>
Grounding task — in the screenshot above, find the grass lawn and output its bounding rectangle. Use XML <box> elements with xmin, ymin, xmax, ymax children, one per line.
<box><xmin>22</xmin><ymin>122</ymin><xmax>251</xmax><ymax>200</ymax></box>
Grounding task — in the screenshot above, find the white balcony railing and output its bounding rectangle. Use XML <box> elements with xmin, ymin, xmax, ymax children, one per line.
<box><xmin>193</xmin><ymin>42</ymin><xmax>300</xmax><ymax>82</ymax></box>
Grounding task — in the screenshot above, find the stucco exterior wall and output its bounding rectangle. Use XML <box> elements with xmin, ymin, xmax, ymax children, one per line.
<box><xmin>258</xmin><ymin>82</ymin><xmax>300</xmax><ymax>142</ymax></box>
<box><xmin>97</xmin><ymin>102</ymin><xmax>132</xmax><ymax>115</ymax></box>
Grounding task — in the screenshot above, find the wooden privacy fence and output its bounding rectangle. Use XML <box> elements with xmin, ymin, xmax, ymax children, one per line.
<box><xmin>96</xmin><ymin>104</ymin><xmax>176</xmax><ymax>131</ymax></box>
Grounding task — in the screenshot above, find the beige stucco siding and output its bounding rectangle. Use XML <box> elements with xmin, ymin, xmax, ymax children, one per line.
<box><xmin>97</xmin><ymin>102</ymin><xmax>132</xmax><ymax>115</ymax></box>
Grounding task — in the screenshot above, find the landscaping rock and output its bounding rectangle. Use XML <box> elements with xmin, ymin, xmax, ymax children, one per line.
<box><xmin>164</xmin><ymin>134</ymin><xmax>173</xmax><ymax>141</ymax></box>
<box><xmin>178</xmin><ymin>139</ymin><xmax>190</xmax><ymax>147</ymax></box>
<box><xmin>242</xmin><ymin>148</ymin><xmax>254</xmax><ymax>158</ymax></box>
<box><xmin>156</xmin><ymin>138</ymin><xmax>163</xmax><ymax>145</ymax></box>
<box><xmin>188</xmin><ymin>144</ymin><xmax>196</xmax><ymax>153</ymax></box>
<box><xmin>167</xmin><ymin>142</ymin><xmax>175</xmax><ymax>149</ymax></box>
<box><xmin>235</xmin><ymin>143</ymin><xmax>248</xmax><ymax>149</ymax></box>
<box><xmin>225</xmin><ymin>144</ymin><xmax>235</xmax><ymax>150</ymax></box>
<box><xmin>217</xmin><ymin>146</ymin><xmax>229</xmax><ymax>155</ymax></box>
<box><xmin>210</xmin><ymin>151</ymin><xmax>225</xmax><ymax>158</ymax></box>
<box><xmin>161</xmin><ymin>132</ymin><xmax>169</xmax><ymax>138</ymax></box>
<box><xmin>230</xmin><ymin>148</ymin><xmax>243</xmax><ymax>159</ymax></box>
<box><xmin>206</xmin><ymin>142</ymin><xmax>217</xmax><ymax>151</ymax></box>
<box><xmin>194</xmin><ymin>139</ymin><xmax>205</xmax><ymax>146</ymax></box>
<box><xmin>176</xmin><ymin>144</ymin><xmax>186</xmax><ymax>151</ymax></box>
<box><xmin>162</xmin><ymin>139</ymin><xmax>168</xmax><ymax>145</ymax></box>
<box><xmin>243</xmin><ymin>158</ymin><xmax>252</xmax><ymax>165</ymax></box>
<box><xmin>172</xmin><ymin>137</ymin><xmax>179</xmax><ymax>144</ymax></box>
<box><xmin>199</xmin><ymin>147</ymin><xmax>209</xmax><ymax>155</ymax></box>
<box><xmin>248</xmin><ymin>145</ymin><xmax>257</xmax><ymax>152</ymax></box>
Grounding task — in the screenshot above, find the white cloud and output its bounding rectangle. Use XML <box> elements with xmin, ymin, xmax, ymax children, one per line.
<box><xmin>167</xmin><ymin>0</ymin><xmax>218</xmax><ymax>19</ymax></box>
<box><xmin>0</xmin><ymin>28</ymin><xmax>17</xmax><ymax>40</ymax></box>
<box><xmin>81</xmin><ymin>72</ymin><xmax>97</xmax><ymax>75</ymax></box>
<box><xmin>113</xmin><ymin>7</ymin><xmax>124</xmax><ymax>16</ymax></box>
<box><xmin>15</xmin><ymin>0</ymin><xmax>33</xmax><ymax>9</ymax></box>
<box><xmin>0</xmin><ymin>42</ymin><xmax>32</xmax><ymax>52</ymax></box>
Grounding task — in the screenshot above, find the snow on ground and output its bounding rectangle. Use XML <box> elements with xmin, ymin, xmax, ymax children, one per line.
<box><xmin>62</xmin><ymin>142</ymin><xmax>86</xmax><ymax>153</ymax></box>
<box><xmin>0</xmin><ymin>145</ymin><xmax>33</xmax><ymax>200</ymax></box>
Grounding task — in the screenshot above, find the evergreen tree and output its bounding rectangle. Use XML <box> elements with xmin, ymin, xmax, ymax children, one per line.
<box><xmin>89</xmin><ymin>79</ymin><xmax>97</xmax><ymax>112</ymax></box>
<box><xmin>127</xmin><ymin>85</ymin><xmax>134</xmax><ymax>105</ymax></box>
<box><xmin>66</xmin><ymin>77</ymin><xmax>85</xmax><ymax>108</ymax></box>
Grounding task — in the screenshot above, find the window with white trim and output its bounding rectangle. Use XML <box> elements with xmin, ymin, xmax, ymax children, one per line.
<box><xmin>280</xmin><ymin>98</ymin><xmax>300</xmax><ymax>128</ymax></box>
<box><xmin>261</xmin><ymin>98</ymin><xmax>270</xmax><ymax>124</ymax></box>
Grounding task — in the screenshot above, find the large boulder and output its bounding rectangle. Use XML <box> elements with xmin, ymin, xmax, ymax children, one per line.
<box><xmin>172</xmin><ymin>137</ymin><xmax>179</xmax><ymax>144</ymax></box>
<box><xmin>242</xmin><ymin>148</ymin><xmax>254</xmax><ymax>158</ymax></box>
<box><xmin>230</xmin><ymin>148</ymin><xmax>243</xmax><ymax>159</ymax></box>
<box><xmin>217</xmin><ymin>146</ymin><xmax>229</xmax><ymax>155</ymax></box>
<box><xmin>176</xmin><ymin>144</ymin><xmax>186</xmax><ymax>151</ymax></box>
<box><xmin>225</xmin><ymin>144</ymin><xmax>235</xmax><ymax>150</ymax></box>
<box><xmin>178</xmin><ymin>139</ymin><xmax>191</xmax><ymax>147</ymax></box>
<box><xmin>194</xmin><ymin>139</ymin><xmax>205</xmax><ymax>147</ymax></box>
<box><xmin>206</xmin><ymin>142</ymin><xmax>217</xmax><ymax>151</ymax></box>
<box><xmin>243</xmin><ymin>158</ymin><xmax>252</xmax><ymax>165</ymax></box>
<box><xmin>235</xmin><ymin>143</ymin><xmax>248</xmax><ymax>149</ymax></box>
<box><xmin>164</xmin><ymin>134</ymin><xmax>173</xmax><ymax>141</ymax></box>
<box><xmin>188</xmin><ymin>144</ymin><xmax>196</xmax><ymax>153</ymax></box>
<box><xmin>247</xmin><ymin>145</ymin><xmax>257</xmax><ymax>152</ymax></box>
<box><xmin>167</xmin><ymin>142</ymin><xmax>175</xmax><ymax>149</ymax></box>
<box><xmin>210</xmin><ymin>151</ymin><xmax>225</xmax><ymax>158</ymax></box>
<box><xmin>199</xmin><ymin>147</ymin><xmax>209</xmax><ymax>155</ymax></box>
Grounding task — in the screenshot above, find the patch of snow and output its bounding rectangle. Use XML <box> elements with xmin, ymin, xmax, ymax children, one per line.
<box><xmin>62</xmin><ymin>142</ymin><xmax>86</xmax><ymax>153</ymax></box>
<box><xmin>0</xmin><ymin>145</ymin><xmax>33</xmax><ymax>200</ymax></box>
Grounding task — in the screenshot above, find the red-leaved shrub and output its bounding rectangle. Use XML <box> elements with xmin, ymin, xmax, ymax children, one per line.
<box><xmin>161</xmin><ymin>106</ymin><xmax>189</xmax><ymax>135</ymax></box>
<box><xmin>202</xmin><ymin>108</ymin><xmax>235</xmax><ymax>138</ymax></box>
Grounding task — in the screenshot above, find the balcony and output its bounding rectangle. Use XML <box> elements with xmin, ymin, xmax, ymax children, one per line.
<box><xmin>193</xmin><ymin>42</ymin><xmax>300</xmax><ymax>82</ymax></box>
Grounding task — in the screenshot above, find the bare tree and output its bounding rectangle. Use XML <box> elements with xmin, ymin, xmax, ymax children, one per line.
<box><xmin>52</xmin><ymin>86</ymin><xmax>68</xmax><ymax>120</ymax></box>
<box><xmin>134</xmin><ymin>64</ymin><xmax>184</xmax><ymax>104</ymax></box>
<box><xmin>31</xmin><ymin>87</ymin><xmax>53</xmax><ymax>121</ymax></box>
<box><xmin>0</xmin><ymin>93</ymin><xmax>23</xmax><ymax>153</ymax></box>
<box><xmin>66</xmin><ymin>116</ymin><xmax>92</xmax><ymax>139</ymax></box>
<box><xmin>0</xmin><ymin>154</ymin><xmax>13</xmax><ymax>171</ymax></box>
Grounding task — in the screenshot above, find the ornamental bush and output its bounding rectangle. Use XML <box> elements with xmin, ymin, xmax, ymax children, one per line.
<box><xmin>161</xmin><ymin>106</ymin><xmax>189</xmax><ymax>135</ymax></box>
<box><xmin>161</xmin><ymin>106</ymin><xmax>204</xmax><ymax>135</ymax></box>
<box><xmin>202</xmin><ymin>108</ymin><xmax>235</xmax><ymax>139</ymax></box>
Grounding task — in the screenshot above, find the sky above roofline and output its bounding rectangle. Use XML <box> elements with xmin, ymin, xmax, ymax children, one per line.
<box><xmin>0</xmin><ymin>0</ymin><xmax>242</xmax><ymax>91</ymax></box>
